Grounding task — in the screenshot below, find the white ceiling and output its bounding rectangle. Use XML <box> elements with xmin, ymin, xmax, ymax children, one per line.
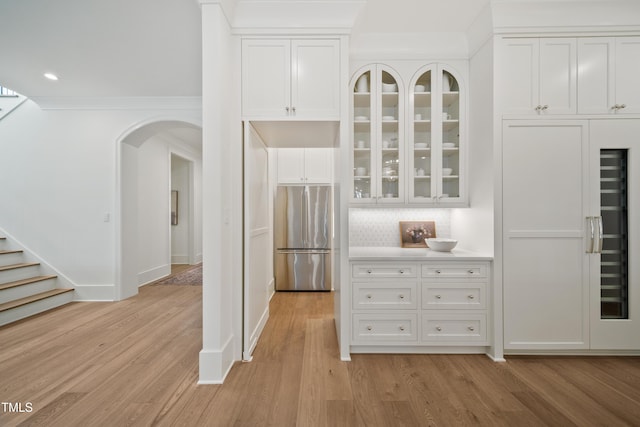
<box><xmin>0</xmin><ymin>0</ymin><xmax>495</xmax><ymax>99</ymax></box>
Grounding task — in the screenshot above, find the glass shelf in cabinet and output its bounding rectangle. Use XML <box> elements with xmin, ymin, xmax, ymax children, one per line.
<box><xmin>442</xmin><ymin>121</ymin><xmax>459</xmax><ymax>132</ymax></box>
<box><xmin>443</xmin><ymin>92</ymin><xmax>459</xmax><ymax>107</ymax></box>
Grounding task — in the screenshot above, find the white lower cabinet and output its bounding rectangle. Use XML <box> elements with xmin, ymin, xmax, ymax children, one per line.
<box><xmin>350</xmin><ymin>260</ymin><xmax>491</xmax><ymax>349</ymax></box>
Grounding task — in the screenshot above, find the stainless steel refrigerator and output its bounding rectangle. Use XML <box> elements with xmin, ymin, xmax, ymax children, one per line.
<box><xmin>275</xmin><ymin>185</ymin><xmax>331</xmax><ymax>291</ymax></box>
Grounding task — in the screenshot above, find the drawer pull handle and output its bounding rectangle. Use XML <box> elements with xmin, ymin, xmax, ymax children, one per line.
<box><xmin>367</xmin><ymin>269</ymin><xmax>372</xmax><ymax>274</ymax></box>
<box><xmin>468</xmin><ymin>326</ymin><xmax>475</xmax><ymax>332</ymax></box>
<box><xmin>367</xmin><ymin>294</ymin><xmax>372</xmax><ymax>299</ymax></box>
<box><xmin>435</xmin><ymin>270</ymin><xmax>442</xmax><ymax>274</ymax></box>
<box><xmin>468</xmin><ymin>270</ymin><xmax>475</xmax><ymax>274</ymax></box>
<box><xmin>436</xmin><ymin>326</ymin><xmax>442</xmax><ymax>331</ymax></box>
<box><xmin>367</xmin><ymin>326</ymin><xmax>372</xmax><ymax>331</ymax></box>
<box><xmin>399</xmin><ymin>326</ymin><xmax>405</xmax><ymax>331</ymax></box>
<box><xmin>468</xmin><ymin>295</ymin><xmax>475</xmax><ymax>300</ymax></box>
<box><xmin>399</xmin><ymin>269</ymin><xmax>404</xmax><ymax>274</ymax></box>
<box><xmin>435</xmin><ymin>295</ymin><xmax>442</xmax><ymax>299</ymax></box>
<box><xmin>399</xmin><ymin>294</ymin><xmax>405</xmax><ymax>299</ymax></box>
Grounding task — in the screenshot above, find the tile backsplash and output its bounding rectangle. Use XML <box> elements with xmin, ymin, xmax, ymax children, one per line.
<box><xmin>349</xmin><ymin>208</ymin><xmax>451</xmax><ymax>247</ymax></box>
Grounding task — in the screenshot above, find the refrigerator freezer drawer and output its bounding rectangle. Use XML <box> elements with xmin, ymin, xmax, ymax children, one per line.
<box><xmin>275</xmin><ymin>251</ymin><xmax>331</xmax><ymax>291</ymax></box>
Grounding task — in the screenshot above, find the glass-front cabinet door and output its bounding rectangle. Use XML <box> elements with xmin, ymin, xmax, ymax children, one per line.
<box><xmin>351</xmin><ymin>65</ymin><xmax>404</xmax><ymax>204</ymax></box>
<box><xmin>408</xmin><ymin>64</ymin><xmax>466</xmax><ymax>206</ymax></box>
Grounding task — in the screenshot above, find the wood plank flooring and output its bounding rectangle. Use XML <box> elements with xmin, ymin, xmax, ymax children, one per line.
<box><xmin>0</xmin><ymin>285</ymin><xmax>639</xmax><ymax>426</ymax></box>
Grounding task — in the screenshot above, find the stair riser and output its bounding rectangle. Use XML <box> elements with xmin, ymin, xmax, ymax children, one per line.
<box><xmin>0</xmin><ymin>252</ymin><xmax>25</xmax><ymax>267</ymax></box>
<box><xmin>0</xmin><ymin>291</ymin><xmax>74</xmax><ymax>327</ymax></box>
<box><xmin>0</xmin><ymin>278</ymin><xmax>57</xmax><ymax>304</ymax></box>
<box><xmin>0</xmin><ymin>266</ymin><xmax>41</xmax><ymax>284</ymax></box>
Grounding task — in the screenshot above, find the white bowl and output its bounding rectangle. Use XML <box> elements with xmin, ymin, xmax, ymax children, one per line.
<box><xmin>382</xmin><ymin>115</ymin><xmax>395</xmax><ymax>121</ymax></box>
<box><xmin>381</xmin><ymin>83</ymin><xmax>397</xmax><ymax>92</ymax></box>
<box><xmin>415</xmin><ymin>84</ymin><xmax>426</xmax><ymax>92</ymax></box>
<box><xmin>442</xmin><ymin>168</ymin><xmax>453</xmax><ymax>176</ymax></box>
<box><xmin>443</xmin><ymin>142</ymin><xmax>456</xmax><ymax>148</ymax></box>
<box><xmin>426</xmin><ymin>238</ymin><xmax>458</xmax><ymax>252</ymax></box>
<box><xmin>415</xmin><ymin>142</ymin><xmax>428</xmax><ymax>149</ymax></box>
<box><xmin>354</xmin><ymin>115</ymin><xmax>368</xmax><ymax>121</ymax></box>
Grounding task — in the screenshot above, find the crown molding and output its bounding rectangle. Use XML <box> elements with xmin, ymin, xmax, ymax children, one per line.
<box><xmin>30</xmin><ymin>96</ymin><xmax>203</xmax><ymax>111</ymax></box>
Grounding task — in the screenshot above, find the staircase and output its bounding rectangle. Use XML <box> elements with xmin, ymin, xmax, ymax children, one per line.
<box><xmin>0</xmin><ymin>236</ymin><xmax>74</xmax><ymax>327</ymax></box>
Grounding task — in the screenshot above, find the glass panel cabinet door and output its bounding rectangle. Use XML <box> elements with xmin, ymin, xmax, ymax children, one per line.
<box><xmin>378</xmin><ymin>70</ymin><xmax>402</xmax><ymax>203</ymax></box>
<box><xmin>353</xmin><ymin>69</ymin><xmax>373</xmax><ymax>201</ymax></box>
<box><xmin>351</xmin><ymin>65</ymin><xmax>404</xmax><ymax>204</ymax></box>
<box><xmin>410</xmin><ymin>69</ymin><xmax>435</xmax><ymax>202</ymax></box>
<box><xmin>441</xmin><ymin>69</ymin><xmax>461</xmax><ymax>200</ymax></box>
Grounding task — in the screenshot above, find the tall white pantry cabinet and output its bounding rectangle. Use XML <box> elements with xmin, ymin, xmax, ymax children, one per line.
<box><xmin>499</xmin><ymin>34</ymin><xmax>640</xmax><ymax>353</ymax></box>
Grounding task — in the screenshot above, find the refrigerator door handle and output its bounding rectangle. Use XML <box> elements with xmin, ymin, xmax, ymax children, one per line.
<box><xmin>277</xmin><ymin>249</ymin><xmax>330</xmax><ymax>254</ymax></box>
<box><xmin>586</xmin><ymin>216</ymin><xmax>595</xmax><ymax>254</ymax></box>
<box><xmin>596</xmin><ymin>216</ymin><xmax>604</xmax><ymax>254</ymax></box>
<box><xmin>302</xmin><ymin>186</ymin><xmax>307</xmax><ymax>247</ymax></box>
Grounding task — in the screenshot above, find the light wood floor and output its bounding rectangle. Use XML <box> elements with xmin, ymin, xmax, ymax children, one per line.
<box><xmin>1</xmin><ymin>285</ymin><xmax>639</xmax><ymax>426</ymax></box>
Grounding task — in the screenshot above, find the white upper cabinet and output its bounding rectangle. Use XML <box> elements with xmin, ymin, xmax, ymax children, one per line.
<box><xmin>578</xmin><ymin>37</ymin><xmax>640</xmax><ymax>114</ymax></box>
<box><xmin>350</xmin><ymin>64</ymin><xmax>405</xmax><ymax>205</ymax></box>
<box><xmin>242</xmin><ymin>39</ymin><xmax>340</xmax><ymax>119</ymax></box>
<box><xmin>500</xmin><ymin>38</ymin><xmax>577</xmax><ymax>115</ymax></box>
<box><xmin>277</xmin><ymin>148</ymin><xmax>332</xmax><ymax>184</ymax></box>
<box><xmin>408</xmin><ymin>64</ymin><xmax>467</xmax><ymax>206</ymax></box>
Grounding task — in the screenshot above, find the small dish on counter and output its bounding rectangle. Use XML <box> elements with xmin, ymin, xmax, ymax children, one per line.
<box><xmin>426</xmin><ymin>238</ymin><xmax>458</xmax><ymax>252</ymax></box>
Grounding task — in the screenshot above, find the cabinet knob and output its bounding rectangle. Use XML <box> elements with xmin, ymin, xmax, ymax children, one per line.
<box><xmin>367</xmin><ymin>269</ymin><xmax>372</xmax><ymax>274</ymax></box>
<box><xmin>542</xmin><ymin>105</ymin><xmax>549</xmax><ymax>110</ymax></box>
<box><xmin>399</xmin><ymin>294</ymin><xmax>405</xmax><ymax>299</ymax></box>
<box><xmin>285</xmin><ymin>106</ymin><xmax>290</xmax><ymax>113</ymax></box>
<box><xmin>467</xmin><ymin>270</ymin><xmax>475</xmax><ymax>274</ymax></box>
<box><xmin>535</xmin><ymin>105</ymin><xmax>542</xmax><ymax>111</ymax></box>
<box><xmin>620</xmin><ymin>104</ymin><xmax>626</xmax><ymax>109</ymax></box>
<box><xmin>292</xmin><ymin>106</ymin><xmax>296</xmax><ymax>113</ymax></box>
<box><xmin>435</xmin><ymin>295</ymin><xmax>442</xmax><ymax>299</ymax></box>
<box><xmin>367</xmin><ymin>326</ymin><xmax>372</xmax><ymax>331</ymax></box>
<box><xmin>468</xmin><ymin>295</ymin><xmax>475</xmax><ymax>300</ymax></box>
<box><xmin>399</xmin><ymin>269</ymin><xmax>404</xmax><ymax>274</ymax></box>
<box><xmin>436</xmin><ymin>326</ymin><xmax>442</xmax><ymax>331</ymax></box>
<box><xmin>435</xmin><ymin>270</ymin><xmax>442</xmax><ymax>274</ymax></box>
<box><xmin>468</xmin><ymin>326</ymin><xmax>475</xmax><ymax>332</ymax></box>
<box><xmin>399</xmin><ymin>326</ymin><xmax>405</xmax><ymax>331</ymax></box>
<box><xmin>366</xmin><ymin>294</ymin><xmax>372</xmax><ymax>299</ymax></box>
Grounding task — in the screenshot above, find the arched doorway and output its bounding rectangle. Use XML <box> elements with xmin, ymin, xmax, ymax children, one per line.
<box><xmin>116</xmin><ymin>118</ymin><xmax>202</xmax><ymax>300</ymax></box>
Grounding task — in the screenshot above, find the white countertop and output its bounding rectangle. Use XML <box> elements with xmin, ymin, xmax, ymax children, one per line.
<box><xmin>349</xmin><ymin>246</ymin><xmax>493</xmax><ymax>261</ymax></box>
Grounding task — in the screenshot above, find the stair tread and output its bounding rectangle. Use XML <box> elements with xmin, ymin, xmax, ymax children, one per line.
<box><xmin>0</xmin><ymin>275</ymin><xmax>58</xmax><ymax>291</ymax></box>
<box><xmin>0</xmin><ymin>262</ymin><xmax>40</xmax><ymax>272</ymax></box>
<box><xmin>0</xmin><ymin>250</ymin><xmax>23</xmax><ymax>255</ymax></box>
<box><xmin>0</xmin><ymin>288</ymin><xmax>73</xmax><ymax>312</ymax></box>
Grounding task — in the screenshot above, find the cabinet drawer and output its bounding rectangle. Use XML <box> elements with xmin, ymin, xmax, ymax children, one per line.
<box><xmin>422</xmin><ymin>283</ymin><xmax>486</xmax><ymax>309</ymax></box>
<box><xmin>421</xmin><ymin>263</ymin><xmax>488</xmax><ymax>279</ymax></box>
<box><xmin>352</xmin><ymin>264</ymin><xmax>418</xmax><ymax>279</ymax></box>
<box><xmin>353</xmin><ymin>282</ymin><xmax>418</xmax><ymax>310</ymax></box>
<box><xmin>352</xmin><ymin>314</ymin><xmax>418</xmax><ymax>342</ymax></box>
<box><xmin>421</xmin><ymin>314</ymin><xmax>487</xmax><ymax>343</ymax></box>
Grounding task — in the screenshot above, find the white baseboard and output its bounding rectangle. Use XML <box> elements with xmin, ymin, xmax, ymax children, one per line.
<box><xmin>73</xmin><ymin>284</ymin><xmax>117</xmax><ymax>301</ymax></box>
<box><xmin>243</xmin><ymin>306</ymin><xmax>269</xmax><ymax>361</ymax></box>
<box><xmin>138</xmin><ymin>264</ymin><xmax>171</xmax><ymax>286</ymax></box>
<box><xmin>198</xmin><ymin>335</ymin><xmax>236</xmax><ymax>384</ymax></box>
<box><xmin>171</xmin><ymin>255</ymin><xmax>189</xmax><ymax>264</ymax></box>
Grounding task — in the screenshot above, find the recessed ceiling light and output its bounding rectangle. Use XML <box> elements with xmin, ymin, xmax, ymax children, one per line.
<box><xmin>44</xmin><ymin>73</ymin><xmax>59</xmax><ymax>81</ymax></box>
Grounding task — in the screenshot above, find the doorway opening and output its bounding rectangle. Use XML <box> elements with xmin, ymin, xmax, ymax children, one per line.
<box><xmin>117</xmin><ymin>119</ymin><xmax>202</xmax><ymax>300</ymax></box>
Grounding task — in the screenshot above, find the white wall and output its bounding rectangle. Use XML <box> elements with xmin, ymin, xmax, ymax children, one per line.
<box><xmin>451</xmin><ymin>38</ymin><xmax>494</xmax><ymax>255</ymax></box>
<box><xmin>0</xmin><ymin>98</ymin><xmax>201</xmax><ymax>300</ymax></box>
<box><xmin>200</xmin><ymin>2</ymin><xmax>242</xmax><ymax>384</ymax></box>
<box><xmin>171</xmin><ymin>154</ymin><xmax>190</xmax><ymax>264</ymax></box>
<box><xmin>137</xmin><ymin>137</ymin><xmax>171</xmax><ymax>284</ymax></box>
